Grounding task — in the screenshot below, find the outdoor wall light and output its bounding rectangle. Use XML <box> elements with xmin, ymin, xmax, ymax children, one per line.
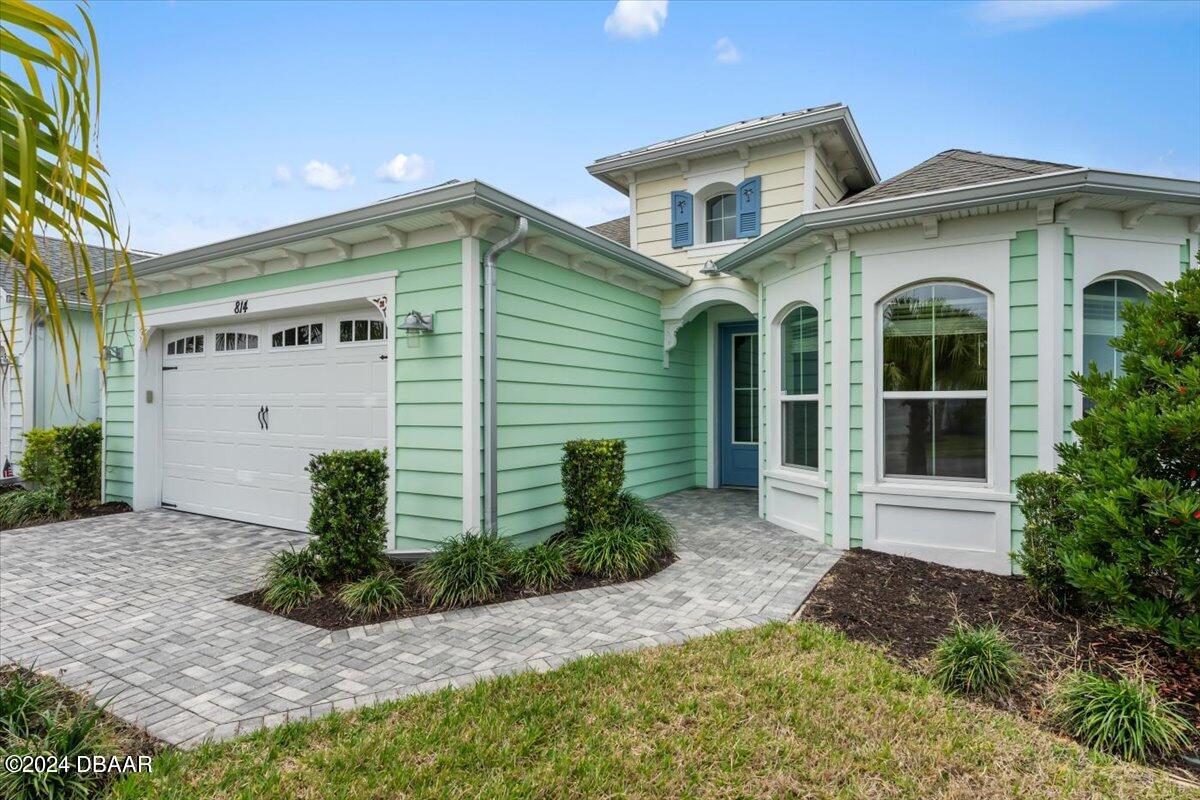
<box><xmin>398</xmin><ymin>310</ymin><xmax>434</xmax><ymax>334</ymax></box>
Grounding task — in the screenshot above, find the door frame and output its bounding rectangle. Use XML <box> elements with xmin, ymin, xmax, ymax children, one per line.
<box><xmin>126</xmin><ymin>272</ymin><xmax>396</xmax><ymax>539</ymax></box>
<box><xmin>716</xmin><ymin>320</ymin><xmax>760</xmax><ymax>488</ymax></box>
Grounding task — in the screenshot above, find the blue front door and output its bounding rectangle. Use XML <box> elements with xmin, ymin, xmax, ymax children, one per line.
<box><xmin>718</xmin><ymin>322</ymin><xmax>759</xmax><ymax>487</ymax></box>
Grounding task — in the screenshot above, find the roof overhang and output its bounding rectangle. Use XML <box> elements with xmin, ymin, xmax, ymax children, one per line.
<box><xmin>717</xmin><ymin>169</ymin><xmax>1200</xmax><ymax>274</ymax></box>
<box><xmin>587</xmin><ymin>105</ymin><xmax>880</xmax><ymax>195</ymax></box>
<box><xmin>91</xmin><ymin>180</ymin><xmax>690</xmax><ymax>291</ymax></box>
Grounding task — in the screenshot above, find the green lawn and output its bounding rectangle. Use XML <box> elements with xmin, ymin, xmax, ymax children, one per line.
<box><xmin>111</xmin><ymin>623</ymin><xmax>1187</xmax><ymax>799</ymax></box>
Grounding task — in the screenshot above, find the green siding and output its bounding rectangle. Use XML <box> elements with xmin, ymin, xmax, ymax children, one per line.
<box><xmin>1009</xmin><ymin>230</ymin><xmax>1039</xmax><ymax>558</ymax></box>
<box><xmin>1062</xmin><ymin>231</ymin><xmax>1075</xmax><ymax>442</ymax></box>
<box><xmin>822</xmin><ymin>257</ymin><xmax>833</xmax><ymax>545</ymax></box>
<box><xmin>848</xmin><ymin>253</ymin><xmax>863</xmax><ymax>548</ymax></box>
<box><xmin>494</xmin><ymin>249</ymin><xmax>701</xmax><ymax>545</ymax></box>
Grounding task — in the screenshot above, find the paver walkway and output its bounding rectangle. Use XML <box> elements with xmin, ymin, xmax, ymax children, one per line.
<box><xmin>0</xmin><ymin>489</ymin><xmax>839</xmax><ymax>746</ymax></box>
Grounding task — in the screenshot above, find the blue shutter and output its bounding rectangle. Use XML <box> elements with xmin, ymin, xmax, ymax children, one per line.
<box><xmin>671</xmin><ymin>191</ymin><xmax>693</xmax><ymax>248</ymax></box>
<box><xmin>736</xmin><ymin>176</ymin><xmax>761</xmax><ymax>238</ymax></box>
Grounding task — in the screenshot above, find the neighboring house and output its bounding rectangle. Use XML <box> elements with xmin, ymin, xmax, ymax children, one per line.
<box><xmin>98</xmin><ymin>105</ymin><xmax>1199</xmax><ymax>571</ymax></box>
<box><xmin>0</xmin><ymin>236</ymin><xmax>153</xmax><ymax>478</ymax></box>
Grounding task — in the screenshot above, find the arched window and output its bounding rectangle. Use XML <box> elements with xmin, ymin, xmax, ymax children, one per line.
<box><xmin>1083</xmin><ymin>278</ymin><xmax>1148</xmax><ymax>378</ymax></box>
<box><xmin>881</xmin><ymin>283</ymin><xmax>988</xmax><ymax>480</ymax></box>
<box><xmin>780</xmin><ymin>305</ymin><xmax>819</xmax><ymax>469</ymax></box>
<box><xmin>705</xmin><ymin>193</ymin><xmax>737</xmax><ymax>243</ymax></box>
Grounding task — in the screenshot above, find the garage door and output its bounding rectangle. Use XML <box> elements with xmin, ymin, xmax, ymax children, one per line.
<box><xmin>160</xmin><ymin>311</ymin><xmax>388</xmax><ymax>530</ymax></box>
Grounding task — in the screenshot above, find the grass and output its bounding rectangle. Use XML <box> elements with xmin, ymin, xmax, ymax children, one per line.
<box><xmin>109</xmin><ymin>623</ymin><xmax>1187</xmax><ymax>800</ymax></box>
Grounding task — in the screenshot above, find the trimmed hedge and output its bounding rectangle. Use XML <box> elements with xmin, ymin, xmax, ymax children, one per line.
<box><xmin>561</xmin><ymin>439</ymin><xmax>626</xmax><ymax>534</ymax></box>
<box><xmin>306</xmin><ymin>449</ymin><xmax>388</xmax><ymax>580</ymax></box>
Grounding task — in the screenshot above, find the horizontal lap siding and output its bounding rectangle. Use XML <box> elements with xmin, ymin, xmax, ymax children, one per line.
<box><xmin>495</xmin><ymin>251</ymin><xmax>700</xmax><ymax>544</ymax></box>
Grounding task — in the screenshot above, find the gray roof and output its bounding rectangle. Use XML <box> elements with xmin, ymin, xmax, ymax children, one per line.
<box><xmin>839</xmin><ymin>149</ymin><xmax>1079</xmax><ymax>205</ymax></box>
<box><xmin>586</xmin><ymin>216</ymin><xmax>630</xmax><ymax>247</ymax></box>
<box><xmin>1</xmin><ymin>234</ymin><xmax>154</xmax><ymax>297</ymax></box>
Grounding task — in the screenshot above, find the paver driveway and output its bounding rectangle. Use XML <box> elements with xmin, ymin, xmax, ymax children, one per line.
<box><xmin>0</xmin><ymin>489</ymin><xmax>839</xmax><ymax>746</ymax></box>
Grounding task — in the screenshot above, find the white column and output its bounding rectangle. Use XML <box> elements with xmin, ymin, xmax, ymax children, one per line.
<box><xmin>829</xmin><ymin>249</ymin><xmax>852</xmax><ymax>548</ymax></box>
<box><xmin>460</xmin><ymin>237</ymin><xmax>482</xmax><ymax>532</ymax></box>
<box><xmin>1036</xmin><ymin>224</ymin><xmax>1064</xmax><ymax>469</ymax></box>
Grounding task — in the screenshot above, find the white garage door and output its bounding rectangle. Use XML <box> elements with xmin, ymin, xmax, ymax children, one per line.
<box><xmin>160</xmin><ymin>311</ymin><xmax>388</xmax><ymax>530</ymax></box>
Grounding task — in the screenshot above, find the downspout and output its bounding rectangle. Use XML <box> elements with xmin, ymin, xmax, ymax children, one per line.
<box><xmin>482</xmin><ymin>217</ymin><xmax>527</xmax><ymax>532</ymax></box>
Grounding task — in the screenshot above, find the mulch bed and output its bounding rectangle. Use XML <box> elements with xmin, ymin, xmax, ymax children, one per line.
<box><xmin>1</xmin><ymin>499</ymin><xmax>131</xmax><ymax>532</ymax></box>
<box><xmin>231</xmin><ymin>552</ymin><xmax>677</xmax><ymax>631</ymax></box>
<box><xmin>800</xmin><ymin>549</ymin><xmax>1199</xmax><ymax>778</ymax></box>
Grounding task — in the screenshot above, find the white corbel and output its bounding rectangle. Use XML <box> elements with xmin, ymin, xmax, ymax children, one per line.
<box><xmin>323</xmin><ymin>237</ymin><xmax>353</xmax><ymax>261</ymax></box>
<box><xmin>918</xmin><ymin>215</ymin><xmax>939</xmax><ymax>239</ymax></box>
<box><xmin>380</xmin><ymin>224</ymin><xmax>407</xmax><ymax>249</ymax></box>
<box><xmin>1054</xmin><ymin>196</ymin><xmax>1090</xmax><ymax>222</ymax></box>
<box><xmin>1121</xmin><ymin>203</ymin><xmax>1159</xmax><ymax>230</ymax></box>
<box><xmin>1036</xmin><ymin>198</ymin><xmax>1057</xmax><ymax>225</ymax></box>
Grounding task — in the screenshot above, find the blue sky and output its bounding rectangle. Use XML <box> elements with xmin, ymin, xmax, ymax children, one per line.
<box><xmin>52</xmin><ymin>0</ymin><xmax>1200</xmax><ymax>254</ymax></box>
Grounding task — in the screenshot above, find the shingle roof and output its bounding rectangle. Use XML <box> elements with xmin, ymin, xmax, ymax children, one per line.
<box><xmin>1</xmin><ymin>234</ymin><xmax>154</xmax><ymax>297</ymax></box>
<box><xmin>587</xmin><ymin>216</ymin><xmax>631</xmax><ymax>247</ymax></box>
<box><xmin>839</xmin><ymin>149</ymin><xmax>1080</xmax><ymax>206</ymax></box>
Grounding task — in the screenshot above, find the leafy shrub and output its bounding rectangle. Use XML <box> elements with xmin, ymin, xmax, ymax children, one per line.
<box><xmin>264</xmin><ymin>545</ymin><xmax>324</xmax><ymax>585</ymax></box>
<box><xmin>569</xmin><ymin>525</ymin><xmax>656</xmax><ymax>581</ymax></box>
<box><xmin>1052</xmin><ymin>670</ymin><xmax>1193</xmax><ymax>762</ymax></box>
<box><xmin>263</xmin><ymin>573</ymin><xmax>321</xmax><ymax>613</ymax></box>
<box><xmin>930</xmin><ymin>623</ymin><xmax>1022</xmax><ymax>698</ymax></box>
<box><xmin>1054</xmin><ymin>267</ymin><xmax>1200</xmax><ymax>652</ymax></box>
<box><xmin>18</xmin><ymin>428</ymin><xmax>57</xmax><ymax>486</ymax></box>
<box><xmin>0</xmin><ymin>488</ymin><xmax>69</xmax><ymax>528</ymax></box>
<box><xmin>616</xmin><ymin>490</ymin><xmax>676</xmax><ymax>557</ymax></box>
<box><xmin>1013</xmin><ymin>471</ymin><xmax>1077</xmax><ymax>606</ymax></box>
<box><xmin>413</xmin><ymin>531</ymin><xmax>514</xmax><ymax>609</ymax></box>
<box><xmin>509</xmin><ymin>542</ymin><xmax>570</xmax><ymax>593</ymax></box>
<box><xmin>339</xmin><ymin>570</ymin><xmax>406</xmax><ymax>616</ymax></box>
<box><xmin>51</xmin><ymin>422</ymin><xmax>101</xmax><ymax>510</ymax></box>
<box><xmin>561</xmin><ymin>439</ymin><xmax>626</xmax><ymax>534</ymax></box>
<box><xmin>306</xmin><ymin>449</ymin><xmax>388</xmax><ymax>580</ymax></box>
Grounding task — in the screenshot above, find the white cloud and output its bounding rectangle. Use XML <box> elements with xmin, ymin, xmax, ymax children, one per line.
<box><xmin>302</xmin><ymin>160</ymin><xmax>355</xmax><ymax>190</ymax></box>
<box><xmin>973</xmin><ymin>1</ymin><xmax>1118</xmax><ymax>28</ymax></box>
<box><xmin>272</xmin><ymin>164</ymin><xmax>292</xmax><ymax>184</ymax></box>
<box><xmin>714</xmin><ymin>37</ymin><xmax>741</xmax><ymax>64</ymax></box>
<box><xmin>375</xmin><ymin>153</ymin><xmax>432</xmax><ymax>183</ymax></box>
<box><xmin>604</xmin><ymin>0</ymin><xmax>667</xmax><ymax>39</ymax></box>
<box><xmin>545</xmin><ymin>195</ymin><xmax>628</xmax><ymax>228</ymax></box>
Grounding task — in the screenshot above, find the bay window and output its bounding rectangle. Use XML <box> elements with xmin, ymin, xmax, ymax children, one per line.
<box><xmin>780</xmin><ymin>304</ymin><xmax>819</xmax><ymax>469</ymax></box>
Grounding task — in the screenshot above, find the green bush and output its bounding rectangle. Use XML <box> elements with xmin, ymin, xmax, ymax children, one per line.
<box><xmin>1052</xmin><ymin>670</ymin><xmax>1193</xmax><ymax>763</ymax></box>
<box><xmin>51</xmin><ymin>422</ymin><xmax>101</xmax><ymax>510</ymax></box>
<box><xmin>616</xmin><ymin>490</ymin><xmax>676</xmax><ymax>557</ymax></box>
<box><xmin>414</xmin><ymin>531</ymin><xmax>515</xmax><ymax>609</ymax></box>
<box><xmin>339</xmin><ymin>570</ymin><xmax>406</xmax><ymax>616</ymax></box>
<box><xmin>306</xmin><ymin>449</ymin><xmax>389</xmax><ymax>580</ymax></box>
<box><xmin>0</xmin><ymin>488</ymin><xmax>69</xmax><ymax>528</ymax></box>
<box><xmin>1013</xmin><ymin>471</ymin><xmax>1077</xmax><ymax>606</ymax></box>
<box><xmin>561</xmin><ymin>439</ymin><xmax>626</xmax><ymax>534</ymax></box>
<box><xmin>264</xmin><ymin>545</ymin><xmax>324</xmax><ymax>585</ymax></box>
<box><xmin>930</xmin><ymin>623</ymin><xmax>1022</xmax><ymax>698</ymax></box>
<box><xmin>263</xmin><ymin>573</ymin><xmax>321</xmax><ymax>613</ymax></box>
<box><xmin>1054</xmin><ymin>266</ymin><xmax>1200</xmax><ymax>652</ymax></box>
<box><xmin>569</xmin><ymin>525</ymin><xmax>656</xmax><ymax>581</ymax></box>
<box><xmin>18</xmin><ymin>428</ymin><xmax>57</xmax><ymax>486</ymax></box>
<box><xmin>509</xmin><ymin>542</ymin><xmax>570</xmax><ymax>594</ymax></box>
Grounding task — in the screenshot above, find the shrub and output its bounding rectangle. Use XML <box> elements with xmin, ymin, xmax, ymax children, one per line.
<box><xmin>930</xmin><ymin>623</ymin><xmax>1022</xmax><ymax>698</ymax></box>
<box><xmin>616</xmin><ymin>490</ymin><xmax>676</xmax><ymax>557</ymax></box>
<box><xmin>306</xmin><ymin>449</ymin><xmax>388</xmax><ymax>580</ymax></box>
<box><xmin>413</xmin><ymin>531</ymin><xmax>514</xmax><ymax>609</ymax></box>
<box><xmin>339</xmin><ymin>570</ymin><xmax>406</xmax><ymax>616</ymax></box>
<box><xmin>1013</xmin><ymin>471</ymin><xmax>1077</xmax><ymax>606</ymax></box>
<box><xmin>1052</xmin><ymin>670</ymin><xmax>1193</xmax><ymax>762</ymax></box>
<box><xmin>264</xmin><ymin>545</ymin><xmax>324</xmax><ymax>585</ymax></box>
<box><xmin>1054</xmin><ymin>266</ymin><xmax>1200</xmax><ymax>652</ymax></box>
<box><xmin>0</xmin><ymin>488</ymin><xmax>69</xmax><ymax>528</ymax></box>
<box><xmin>51</xmin><ymin>422</ymin><xmax>101</xmax><ymax>510</ymax></box>
<box><xmin>18</xmin><ymin>428</ymin><xmax>57</xmax><ymax>486</ymax></box>
<box><xmin>561</xmin><ymin>439</ymin><xmax>626</xmax><ymax>534</ymax></box>
<box><xmin>263</xmin><ymin>573</ymin><xmax>321</xmax><ymax>613</ymax></box>
<box><xmin>569</xmin><ymin>525</ymin><xmax>656</xmax><ymax>581</ymax></box>
<box><xmin>509</xmin><ymin>542</ymin><xmax>570</xmax><ymax>594</ymax></box>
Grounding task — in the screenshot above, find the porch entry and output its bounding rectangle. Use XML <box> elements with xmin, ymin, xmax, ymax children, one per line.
<box><xmin>717</xmin><ymin>322</ymin><xmax>759</xmax><ymax>487</ymax></box>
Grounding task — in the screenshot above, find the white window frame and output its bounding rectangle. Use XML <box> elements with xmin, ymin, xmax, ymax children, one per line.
<box><xmin>335</xmin><ymin>317</ymin><xmax>388</xmax><ymax>348</ymax></box>
<box><xmin>268</xmin><ymin>319</ymin><xmax>327</xmax><ymax>352</ymax></box>
<box><xmin>212</xmin><ymin>326</ymin><xmax>262</xmax><ymax>356</ymax></box>
<box><xmin>163</xmin><ymin>331</ymin><xmax>207</xmax><ymax>359</ymax></box>
<box><xmin>778</xmin><ymin>303</ymin><xmax>820</xmax><ymax>471</ymax></box>
<box><xmin>730</xmin><ymin>330</ymin><xmax>758</xmax><ymax>445</ymax></box>
<box><xmin>877</xmin><ymin>281</ymin><xmax>992</xmax><ymax>485</ymax></box>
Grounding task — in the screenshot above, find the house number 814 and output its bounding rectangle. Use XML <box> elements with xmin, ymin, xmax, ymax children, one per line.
<box><xmin>234</xmin><ymin>300</ymin><xmax>250</xmax><ymax>314</ymax></box>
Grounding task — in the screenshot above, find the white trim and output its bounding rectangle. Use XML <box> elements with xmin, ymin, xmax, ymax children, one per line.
<box><xmin>461</xmin><ymin>237</ymin><xmax>482</xmax><ymax>533</ymax></box>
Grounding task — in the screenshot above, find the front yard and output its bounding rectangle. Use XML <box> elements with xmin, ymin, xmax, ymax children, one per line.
<box><xmin>109</xmin><ymin>623</ymin><xmax>1188</xmax><ymax>800</ymax></box>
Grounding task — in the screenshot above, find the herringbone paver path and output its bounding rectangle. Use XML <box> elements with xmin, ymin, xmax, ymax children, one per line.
<box><xmin>0</xmin><ymin>489</ymin><xmax>839</xmax><ymax>746</ymax></box>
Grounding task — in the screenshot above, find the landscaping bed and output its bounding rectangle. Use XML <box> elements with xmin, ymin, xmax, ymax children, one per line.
<box><xmin>800</xmin><ymin>549</ymin><xmax>1199</xmax><ymax>777</ymax></box>
<box><xmin>230</xmin><ymin>550</ymin><xmax>677</xmax><ymax>630</ymax></box>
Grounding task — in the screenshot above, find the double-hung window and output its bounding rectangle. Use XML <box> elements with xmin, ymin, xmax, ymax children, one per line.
<box><xmin>881</xmin><ymin>283</ymin><xmax>988</xmax><ymax>480</ymax></box>
<box><xmin>780</xmin><ymin>305</ymin><xmax>819</xmax><ymax>469</ymax></box>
